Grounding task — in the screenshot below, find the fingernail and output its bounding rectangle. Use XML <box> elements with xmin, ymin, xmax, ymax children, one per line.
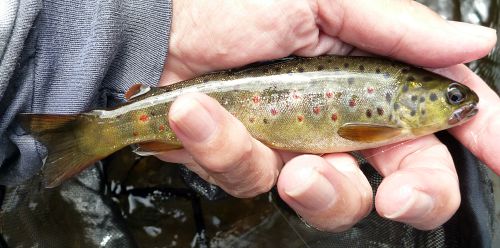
<box><xmin>449</xmin><ymin>21</ymin><xmax>497</xmax><ymax>39</ymax></box>
<box><xmin>384</xmin><ymin>186</ymin><xmax>434</xmax><ymax>220</ymax></box>
<box><xmin>170</xmin><ymin>96</ymin><xmax>216</xmax><ymax>142</ymax></box>
<box><xmin>284</xmin><ymin>167</ymin><xmax>336</xmax><ymax>211</ymax></box>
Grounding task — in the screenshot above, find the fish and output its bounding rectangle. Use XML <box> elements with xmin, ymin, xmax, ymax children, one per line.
<box><xmin>18</xmin><ymin>55</ymin><xmax>479</xmax><ymax>188</ymax></box>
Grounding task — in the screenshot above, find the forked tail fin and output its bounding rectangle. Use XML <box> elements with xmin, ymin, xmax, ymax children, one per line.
<box><xmin>18</xmin><ymin>113</ymin><xmax>108</xmax><ymax>188</ymax></box>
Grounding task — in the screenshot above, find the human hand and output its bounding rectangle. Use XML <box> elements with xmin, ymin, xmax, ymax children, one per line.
<box><xmin>156</xmin><ymin>0</ymin><xmax>498</xmax><ymax>231</ymax></box>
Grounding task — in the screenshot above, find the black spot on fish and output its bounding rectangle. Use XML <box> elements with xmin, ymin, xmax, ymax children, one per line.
<box><xmin>411</xmin><ymin>95</ymin><xmax>418</xmax><ymax>101</ymax></box>
<box><xmin>375</xmin><ymin>68</ymin><xmax>381</xmax><ymax>73</ymax></box>
<box><xmin>263</xmin><ymin>118</ymin><xmax>269</xmax><ymax>124</ymax></box>
<box><xmin>388</xmin><ymin>114</ymin><xmax>393</xmax><ymax>121</ymax></box>
<box><xmin>317</xmin><ymin>65</ymin><xmax>325</xmax><ymax>71</ymax></box>
<box><xmin>203</xmin><ymin>78</ymin><xmax>210</xmax><ymax>83</ymax></box>
<box><xmin>366</xmin><ymin>109</ymin><xmax>372</xmax><ymax>118</ymax></box>
<box><xmin>286</xmin><ymin>70</ymin><xmax>292</xmax><ymax>74</ymax></box>
<box><xmin>421</xmin><ymin>109</ymin><xmax>426</xmax><ymax>115</ymax></box>
<box><xmin>344</xmin><ymin>63</ymin><xmax>349</xmax><ymax>68</ymax></box>
<box><xmin>394</xmin><ymin>103</ymin><xmax>400</xmax><ymax>110</ymax></box>
<box><xmin>401</xmin><ymin>68</ymin><xmax>409</xmax><ymax>74</ymax></box>
<box><xmin>423</xmin><ymin>76</ymin><xmax>433</xmax><ymax>82</ymax></box>
<box><xmin>430</xmin><ymin>93</ymin><xmax>438</xmax><ymax>101</ymax></box>
<box><xmin>384</xmin><ymin>72</ymin><xmax>391</xmax><ymax>78</ymax></box>
<box><xmin>410</xmin><ymin>110</ymin><xmax>416</xmax><ymax>116</ymax></box>
<box><xmin>386</xmin><ymin>93</ymin><xmax>392</xmax><ymax>103</ymax></box>
<box><xmin>298</xmin><ymin>67</ymin><xmax>305</xmax><ymax>73</ymax></box>
<box><xmin>359</xmin><ymin>65</ymin><xmax>365</xmax><ymax>71</ymax></box>
<box><xmin>334</xmin><ymin>67</ymin><xmax>340</xmax><ymax>71</ymax></box>
<box><xmin>402</xmin><ymin>84</ymin><xmax>409</xmax><ymax>92</ymax></box>
<box><xmin>348</xmin><ymin>77</ymin><xmax>355</xmax><ymax>84</ymax></box>
<box><xmin>327</xmin><ymin>59</ymin><xmax>333</xmax><ymax>63</ymax></box>
<box><xmin>377</xmin><ymin>107</ymin><xmax>384</xmax><ymax>116</ymax></box>
<box><xmin>420</xmin><ymin>96</ymin><xmax>425</xmax><ymax>102</ymax></box>
<box><xmin>407</xmin><ymin>76</ymin><xmax>415</xmax><ymax>82</ymax></box>
<box><xmin>262</xmin><ymin>69</ymin><xmax>269</xmax><ymax>73</ymax></box>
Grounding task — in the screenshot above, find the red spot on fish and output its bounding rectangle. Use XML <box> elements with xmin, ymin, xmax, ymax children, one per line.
<box><xmin>291</xmin><ymin>91</ymin><xmax>301</xmax><ymax>99</ymax></box>
<box><xmin>252</xmin><ymin>95</ymin><xmax>260</xmax><ymax>104</ymax></box>
<box><xmin>159</xmin><ymin>125</ymin><xmax>165</xmax><ymax>131</ymax></box>
<box><xmin>297</xmin><ymin>115</ymin><xmax>304</xmax><ymax>122</ymax></box>
<box><xmin>139</xmin><ymin>114</ymin><xmax>149</xmax><ymax>122</ymax></box>
<box><xmin>133</xmin><ymin>131</ymin><xmax>139</xmax><ymax>136</ymax></box>
<box><xmin>331</xmin><ymin>113</ymin><xmax>338</xmax><ymax>121</ymax></box>
<box><xmin>313</xmin><ymin>106</ymin><xmax>321</xmax><ymax>114</ymax></box>
<box><xmin>271</xmin><ymin>108</ymin><xmax>278</xmax><ymax>116</ymax></box>
<box><xmin>367</xmin><ymin>87</ymin><xmax>374</xmax><ymax>94</ymax></box>
<box><xmin>326</xmin><ymin>91</ymin><xmax>333</xmax><ymax>98</ymax></box>
<box><xmin>349</xmin><ymin>98</ymin><xmax>357</xmax><ymax>107</ymax></box>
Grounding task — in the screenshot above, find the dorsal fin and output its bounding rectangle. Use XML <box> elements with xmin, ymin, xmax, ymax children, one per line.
<box><xmin>338</xmin><ymin>123</ymin><xmax>403</xmax><ymax>143</ymax></box>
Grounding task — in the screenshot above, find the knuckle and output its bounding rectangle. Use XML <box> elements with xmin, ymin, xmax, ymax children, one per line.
<box><xmin>253</xmin><ymin>177</ymin><xmax>276</xmax><ymax>195</ymax></box>
<box><xmin>223</xmin><ymin>172</ymin><xmax>277</xmax><ymax>198</ymax></box>
<box><xmin>202</xmin><ymin>138</ymin><xmax>254</xmax><ymax>173</ymax></box>
<box><xmin>227</xmin><ymin>188</ymin><xmax>257</xmax><ymax>198</ymax></box>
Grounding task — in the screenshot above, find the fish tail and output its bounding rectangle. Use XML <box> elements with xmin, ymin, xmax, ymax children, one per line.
<box><xmin>18</xmin><ymin>113</ymin><xmax>114</xmax><ymax>188</ymax></box>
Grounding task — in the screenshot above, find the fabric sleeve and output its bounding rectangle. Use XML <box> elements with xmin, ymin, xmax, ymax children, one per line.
<box><xmin>0</xmin><ymin>0</ymin><xmax>172</xmax><ymax>185</ymax></box>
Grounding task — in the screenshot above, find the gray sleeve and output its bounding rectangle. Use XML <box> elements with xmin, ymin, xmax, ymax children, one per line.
<box><xmin>0</xmin><ymin>0</ymin><xmax>172</xmax><ymax>185</ymax></box>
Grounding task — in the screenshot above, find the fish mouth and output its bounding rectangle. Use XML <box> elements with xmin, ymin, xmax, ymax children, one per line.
<box><xmin>448</xmin><ymin>103</ymin><xmax>478</xmax><ymax>125</ymax></box>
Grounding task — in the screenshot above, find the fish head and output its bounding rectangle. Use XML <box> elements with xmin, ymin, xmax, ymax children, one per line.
<box><xmin>444</xmin><ymin>82</ymin><xmax>479</xmax><ymax>125</ymax></box>
<box><xmin>396</xmin><ymin>71</ymin><xmax>479</xmax><ymax>134</ymax></box>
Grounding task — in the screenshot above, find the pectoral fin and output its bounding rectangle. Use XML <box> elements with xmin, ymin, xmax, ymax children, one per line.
<box><xmin>338</xmin><ymin>123</ymin><xmax>403</xmax><ymax>143</ymax></box>
<box><xmin>133</xmin><ymin>141</ymin><xmax>183</xmax><ymax>156</ymax></box>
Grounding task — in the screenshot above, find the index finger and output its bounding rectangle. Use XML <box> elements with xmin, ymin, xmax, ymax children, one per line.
<box><xmin>317</xmin><ymin>0</ymin><xmax>496</xmax><ymax>67</ymax></box>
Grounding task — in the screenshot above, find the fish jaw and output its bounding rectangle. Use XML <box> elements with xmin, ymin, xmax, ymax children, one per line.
<box><xmin>448</xmin><ymin>102</ymin><xmax>478</xmax><ymax>125</ymax></box>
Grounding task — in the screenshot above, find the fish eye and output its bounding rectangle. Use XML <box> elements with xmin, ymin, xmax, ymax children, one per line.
<box><xmin>447</xmin><ymin>83</ymin><xmax>465</xmax><ymax>105</ymax></box>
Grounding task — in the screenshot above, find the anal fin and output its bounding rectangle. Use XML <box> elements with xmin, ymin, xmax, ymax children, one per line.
<box><xmin>133</xmin><ymin>141</ymin><xmax>182</xmax><ymax>156</ymax></box>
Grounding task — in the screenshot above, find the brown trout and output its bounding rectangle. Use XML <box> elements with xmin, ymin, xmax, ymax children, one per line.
<box><xmin>19</xmin><ymin>56</ymin><xmax>479</xmax><ymax>188</ymax></box>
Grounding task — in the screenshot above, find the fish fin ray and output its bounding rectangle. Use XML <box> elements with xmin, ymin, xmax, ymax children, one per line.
<box><xmin>18</xmin><ymin>113</ymin><xmax>112</xmax><ymax>188</ymax></box>
<box><xmin>338</xmin><ymin>123</ymin><xmax>403</xmax><ymax>143</ymax></box>
<box><xmin>18</xmin><ymin>113</ymin><xmax>79</xmax><ymax>134</ymax></box>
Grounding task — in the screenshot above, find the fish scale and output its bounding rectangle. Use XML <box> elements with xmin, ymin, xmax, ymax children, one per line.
<box><xmin>18</xmin><ymin>55</ymin><xmax>479</xmax><ymax>188</ymax></box>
